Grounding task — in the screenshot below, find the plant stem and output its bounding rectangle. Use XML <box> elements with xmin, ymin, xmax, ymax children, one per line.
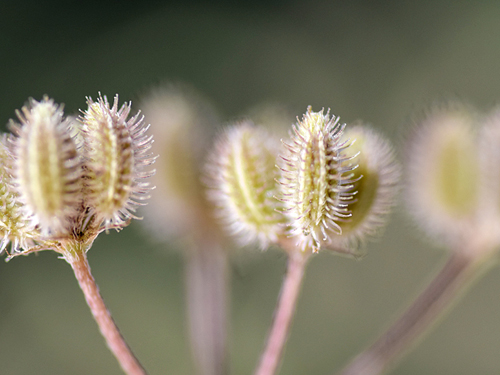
<box><xmin>254</xmin><ymin>241</ymin><xmax>309</xmax><ymax>375</ymax></box>
<box><xmin>67</xmin><ymin>248</ymin><xmax>146</xmax><ymax>375</ymax></box>
<box><xmin>185</xmin><ymin>233</ymin><xmax>229</xmax><ymax>375</ymax></box>
<box><xmin>339</xmin><ymin>247</ymin><xmax>494</xmax><ymax>375</ymax></box>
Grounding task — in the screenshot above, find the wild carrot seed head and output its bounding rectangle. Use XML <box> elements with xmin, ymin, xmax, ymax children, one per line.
<box><xmin>205</xmin><ymin>122</ymin><xmax>284</xmax><ymax>248</ymax></box>
<box><xmin>0</xmin><ymin>134</ymin><xmax>38</xmax><ymax>253</ymax></box>
<box><xmin>278</xmin><ymin>107</ymin><xmax>357</xmax><ymax>252</ymax></box>
<box><xmin>80</xmin><ymin>94</ymin><xmax>156</xmax><ymax>229</ymax></box>
<box><xmin>406</xmin><ymin>105</ymin><xmax>479</xmax><ymax>245</ymax></box>
<box><xmin>10</xmin><ymin>97</ymin><xmax>82</xmax><ymax>236</ymax></box>
<box><xmin>138</xmin><ymin>85</ymin><xmax>218</xmax><ymax>239</ymax></box>
<box><xmin>3</xmin><ymin>94</ymin><xmax>155</xmax><ymax>259</ymax></box>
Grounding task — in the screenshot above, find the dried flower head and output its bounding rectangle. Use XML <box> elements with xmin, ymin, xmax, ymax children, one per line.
<box><xmin>206</xmin><ymin>122</ymin><xmax>284</xmax><ymax>248</ymax></box>
<box><xmin>279</xmin><ymin>107</ymin><xmax>357</xmax><ymax>252</ymax></box>
<box><xmin>330</xmin><ymin>125</ymin><xmax>400</xmax><ymax>251</ymax></box>
<box><xmin>406</xmin><ymin>105</ymin><xmax>479</xmax><ymax>244</ymax></box>
<box><xmin>9</xmin><ymin>97</ymin><xmax>82</xmax><ymax>235</ymax></box>
<box><xmin>81</xmin><ymin>94</ymin><xmax>156</xmax><ymax>228</ymax></box>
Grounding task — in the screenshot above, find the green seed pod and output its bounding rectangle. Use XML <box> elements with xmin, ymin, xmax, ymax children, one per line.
<box><xmin>0</xmin><ymin>134</ymin><xmax>38</xmax><ymax>253</ymax></box>
<box><xmin>331</xmin><ymin>125</ymin><xmax>400</xmax><ymax>252</ymax></box>
<box><xmin>10</xmin><ymin>97</ymin><xmax>81</xmax><ymax>235</ymax></box>
<box><xmin>406</xmin><ymin>106</ymin><xmax>479</xmax><ymax>245</ymax></box>
<box><xmin>81</xmin><ymin>94</ymin><xmax>155</xmax><ymax>228</ymax></box>
<box><xmin>279</xmin><ymin>107</ymin><xmax>357</xmax><ymax>252</ymax></box>
<box><xmin>206</xmin><ymin>122</ymin><xmax>284</xmax><ymax>248</ymax></box>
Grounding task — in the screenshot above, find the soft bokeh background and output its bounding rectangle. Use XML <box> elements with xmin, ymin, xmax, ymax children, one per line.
<box><xmin>2</xmin><ymin>0</ymin><xmax>500</xmax><ymax>374</ymax></box>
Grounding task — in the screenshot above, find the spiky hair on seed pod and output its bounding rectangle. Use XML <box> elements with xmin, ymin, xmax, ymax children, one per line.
<box><xmin>329</xmin><ymin>125</ymin><xmax>401</xmax><ymax>253</ymax></box>
<box><xmin>279</xmin><ymin>106</ymin><xmax>358</xmax><ymax>253</ymax></box>
<box><xmin>406</xmin><ymin>105</ymin><xmax>479</xmax><ymax>246</ymax></box>
<box><xmin>205</xmin><ymin>122</ymin><xmax>284</xmax><ymax>249</ymax></box>
<box><xmin>80</xmin><ymin>94</ymin><xmax>155</xmax><ymax>229</ymax></box>
<box><xmin>0</xmin><ymin>134</ymin><xmax>38</xmax><ymax>254</ymax></box>
<box><xmin>9</xmin><ymin>97</ymin><xmax>82</xmax><ymax>236</ymax></box>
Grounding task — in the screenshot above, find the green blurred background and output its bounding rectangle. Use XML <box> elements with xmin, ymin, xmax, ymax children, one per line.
<box><xmin>2</xmin><ymin>0</ymin><xmax>500</xmax><ymax>374</ymax></box>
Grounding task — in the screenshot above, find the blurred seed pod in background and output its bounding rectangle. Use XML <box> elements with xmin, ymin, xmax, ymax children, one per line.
<box><xmin>205</xmin><ymin>122</ymin><xmax>285</xmax><ymax>249</ymax></box>
<box><xmin>329</xmin><ymin>125</ymin><xmax>401</xmax><ymax>254</ymax></box>
<box><xmin>405</xmin><ymin>105</ymin><xmax>480</xmax><ymax>246</ymax></box>
<box><xmin>139</xmin><ymin>84</ymin><xmax>219</xmax><ymax>240</ymax></box>
<box><xmin>139</xmin><ymin>84</ymin><xmax>228</xmax><ymax>375</ymax></box>
<box><xmin>244</xmin><ymin>102</ymin><xmax>296</xmax><ymax>137</ymax></box>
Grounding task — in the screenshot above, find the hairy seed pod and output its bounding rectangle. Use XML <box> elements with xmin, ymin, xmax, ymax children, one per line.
<box><xmin>0</xmin><ymin>135</ymin><xmax>38</xmax><ymax>253</ymax></box>
<box><xmin>279</xmin><ymin>107</ymin><xmax>357</xmax><ymax>252</ymax></box>
<box><xmin>139</xmin><ymin>85</ymin><xmax>218</xmax><ymax>238</ymax></box>
<box><xmin>81</xmin><ymin>94</ymin><xmax>155</xmax><ymax>228</ymax></box>
<box><xmin>331</xmin><ymin>125</ymin><xmax>401</xmax><ymax>252</ymax></box>
<box><xmin>406</xmin><ymin>105</ymin><xmax>479</xmax><ymax>245</ymax></box>
<box><xmin>206</xmin><ymin>122</ymin><xmax>284</xmax><ymax>248</ymax></box>
<box><xmin>10</xmin><ymin>97</ymin><xmax>81</xmax><ymax>235</ymax></box>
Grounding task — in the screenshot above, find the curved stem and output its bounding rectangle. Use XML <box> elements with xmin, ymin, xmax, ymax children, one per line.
<box><xmin>339</xmin><ymin>248</ymin><xmax>495</xmax><ymax>375</ymax></box>
<box><xmin>254</xmin><ymin>241</ymin><xmax>309</xmax><ymax>375</ymax></box>
<box><xmin>67</xmin><ymin>249</ymin><xmax>146</xmax><ymax>375</ymax></box>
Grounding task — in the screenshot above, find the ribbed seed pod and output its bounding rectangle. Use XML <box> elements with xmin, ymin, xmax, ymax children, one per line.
<box><xmin>406</xmin><ymin>106</ymin><xmax>479</xmax><ymax>244</ymax></box>
<box><xmin>206</xmin><ymin>122</ymin><xmax>284</xmax><ymax>248</ymax></box>
<box><xmin>0</xmin><ymin>135</ymin><xmax>38</xmax><ymax>253</ymax></box>
<box><xmin>10</xmin><ymin>97</ymin><xmax>81</xmax><ymax>235</ymax></box>
<box><xmin>279</xmin><ymin>107</ymin><xmax>358</xmax><ymax>252</ymax></box>
<box><xmin>331</xmin><ymin>125</ymin><xmax>400</xmax><ymax>251</ymax></box>
<box><xmin>81</xmin><ymin>94</ymin><xmax>155</xmax><ymax>228</ymax></box>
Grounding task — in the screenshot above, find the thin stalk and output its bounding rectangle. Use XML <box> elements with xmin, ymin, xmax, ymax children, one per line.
<box><xmin>254</xmin><ymin>241</ymin><xmax>309</xmax><ymax>375</ymax></box>
<box><xmin>185</xmin><ymin>233</ymin><xmax>229</xmax><ymax>375</ymax></box>
<box><xmin>67</xmin><ymin>248</ymin><xmax>146</xmax><ymax>375</ymax></box>
<box><xmin>339</xmin><ymin>245</ymin><xmax>496</xmax><ymax>375</ymax></box>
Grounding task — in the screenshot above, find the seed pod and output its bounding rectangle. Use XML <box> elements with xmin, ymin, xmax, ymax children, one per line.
<box><xmin>279</xmin><ymin>107</ymin><xmax>357</xmax><ymax>252</ymax></box>
<box><xmin>10</xmin><ymin>97</ymin><xmax>81</xmax><ymax>235</ymax></box>
<box><xmin>0</xmin><ymin>134</ymin><xmax>38</xmax><ymax>253</ymax></box>
<box><xmin>331</xmin><ymin>125</ymin><xmax>400</xmax><ymax>251</ymax></box>
<box><xmin>206</xmin><ymin>122</ymin><xmax>284</xmax><ymax>248</ymax></box>
<box><xmin>406</xmin><ymin>105</ymin><xmax>479</xmax><ymax>244</ymax></box>
<box><xmin>81</xmin><ymin>94</ymin><xmax>155</xmax><ymax>228</ymax></box>
<box><xmin>139</xmin><ymin>86</ymin><xmax>218</xmax><ymax>238</ymax></box>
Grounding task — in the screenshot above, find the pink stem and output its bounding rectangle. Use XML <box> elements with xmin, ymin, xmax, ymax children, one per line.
<box><xmin>68</xmin><ymin>250</ymin><xmax>146</xmax><ymax>375</ymax></box>
<box><xmin>185</xmin><ymin>237</ymin><xmax>228</xmax><ymax>375</ymax></box>
<box><xmin>254</xmin><ymin>247</ymin><xmax>309</xmax><ymax>375</ymax></box>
